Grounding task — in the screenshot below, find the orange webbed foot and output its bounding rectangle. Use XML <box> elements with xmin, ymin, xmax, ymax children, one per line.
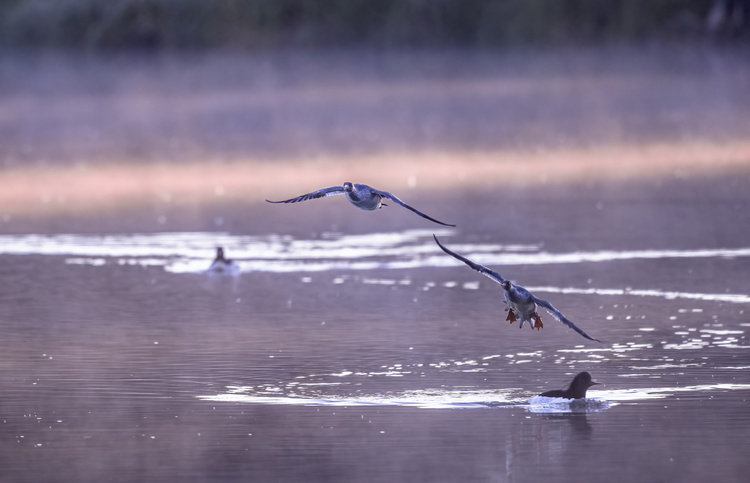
<box><xmin>533</xmin><ymin>313</ymin><xmax>543</xmax><ymax>330</ymax></box>
<box><xmin>506</xmin><ymin>310</ymin><xmax>517</xmax><ymax>324</ymax></box>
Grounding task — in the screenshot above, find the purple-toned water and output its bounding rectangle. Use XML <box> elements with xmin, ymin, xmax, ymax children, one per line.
<box><xmin>1</xmin><ymin>47</ymin><xmax>749</xmax><ymax>482</ymax></box>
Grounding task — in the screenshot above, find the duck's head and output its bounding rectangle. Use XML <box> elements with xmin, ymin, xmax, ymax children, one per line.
<box><xmin>343</xmin><ymin>182</ymin><xmax>354</xmax><ymax>192</ymax></box>
<box><xmin>570</xmin><ymin>372</ymin><xmax>601</xmax><ymax>396</ymax></box>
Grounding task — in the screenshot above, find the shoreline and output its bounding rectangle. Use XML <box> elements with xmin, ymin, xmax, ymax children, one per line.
<box><xmin>2</xmin><ymin>139</ymin><xmax>749</xmax><ymax>217</ymax></box>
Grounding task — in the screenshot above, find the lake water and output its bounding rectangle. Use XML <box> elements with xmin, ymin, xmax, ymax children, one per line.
<box><xmin>1</xmin><ymin>47</ymin><xmax>750</xmax><ymax>482</ymax></box>
<box><xmin>2</xmin><ymin>189</ymin><xmax>749</xmax><ymax>482</ymax></box>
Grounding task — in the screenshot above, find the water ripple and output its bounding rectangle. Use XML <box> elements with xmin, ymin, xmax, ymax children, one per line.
<box><xmin>1</xmin><ymin>231</ymin><xmax>749</xmax><ymax>275</ymax></box>
<box><xmin>2</xmin><ymin>230</ymin><xmax>749</xmax><ymax>304</ymax></box>
<box><xmin>198</xmin><ymin>388</ymin><xmax>523</xmax><ymax>409</ymax></box>
<box><xmin>597</xmin><ymin>383</ymin><xmax>750</xmax><ymax>401</ymax></box>
<box><xmin>197</xmin><ymin>382</ymin><xmax>750</xmax><ymax>410</ymax></box>
<box><xmin>528</xmin><ymin>286</ymin><xmax>750</xmax><ymax>304</ymax></box>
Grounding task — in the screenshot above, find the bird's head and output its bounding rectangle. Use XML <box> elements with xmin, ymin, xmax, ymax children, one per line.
<box><xmin>343</xmin><ymin>182</ymin><xmax>354</xmax><ymax>192</ymax></box>
<box><xmin>566</xmin><ymin>372</ymin><xmax>602</xmax><ymax>399</ymax></box>
<box><xmin>216</xmin><ymin>247</ymin><xmax>224</xmax><ymax>258</ymax></box>
<box><xmin>500</xmin><ymin>280</ymin><xmax>512</xmax><ymax>291</ymax></box>
<box><xmin>575</xmin><ymin>372</ymin><xmax>601</xmax><ymax>388</ymax></box>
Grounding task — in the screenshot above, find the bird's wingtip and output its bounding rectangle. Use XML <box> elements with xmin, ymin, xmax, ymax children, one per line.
<box><xmin>582</xmin><ymin>333</ymin><xmax>603</xmax><ymax>343</ymax></box>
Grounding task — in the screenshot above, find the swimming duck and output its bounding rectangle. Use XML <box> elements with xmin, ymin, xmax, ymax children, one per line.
<box><xmin>266</xmin><ymin>182</ymin><xmax>455</xmax><ymax>227</ymax></box>
<box><xmin>208</xmin><ymin>247</ymin><xmax>237</xmax><ymax>272</ymax></box>
<box><xmin>540</xmin><ymin>372</ymin><xmax>601</xmax><ymax>399</ymax></box>
<box><xmin>433</xmin><ymin>235</ymin><xmax>600</xmax><ymax>342</ymax></box>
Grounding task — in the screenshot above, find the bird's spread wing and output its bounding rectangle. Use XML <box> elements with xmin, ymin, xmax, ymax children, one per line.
<box><xmin>266</xmin><ymin>186</ymin><xmax>346</xmax><ymax>204</ymax></box>
<box><xmin>374</xmin><ymin>190</ymin><xmax>455</xmax><ymax>227</ymax></box>
<box><xmin>531</xmin><ymin>295</ymin><xmax>601</xmax><ymax>342</ymax></box>
<box><xmin>433</xmin><ymin>235</ymin><xmax>505</xmax><ymax>285</ymax></box>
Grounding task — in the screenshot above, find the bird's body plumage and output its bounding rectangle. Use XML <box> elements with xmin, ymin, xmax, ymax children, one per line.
<box><xmin>503</xmin><ymin>284</ymin><xmax>540</xmax><ymax>328</ymax></box>
<box><xmin>433</xmin><ymin>235</ymin><xmax>600</xmax><ymax>342</ymax></box>
<box><xmin>267</xmin><ymin>182</ymin><xmax>455</xmax><ymax>227</ymax></box>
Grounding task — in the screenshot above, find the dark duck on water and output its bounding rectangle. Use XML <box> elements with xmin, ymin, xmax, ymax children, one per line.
<box><xmin>540</xmin><ymin>372</ymin><xmax>601</xmax><ymax>399</ymax></box>
<box><xmin>209</xmin><ymin>247</ymin><xmax>236</xmax><ymax>272</ymax></box>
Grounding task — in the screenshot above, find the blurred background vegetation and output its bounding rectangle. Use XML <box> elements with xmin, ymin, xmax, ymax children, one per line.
<box><xmin>0</xmin><ymin>0</ymin><xmax>747</xmax><ymax>50</ymax></box>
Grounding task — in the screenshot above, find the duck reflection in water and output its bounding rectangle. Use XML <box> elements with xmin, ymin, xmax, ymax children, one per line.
<box><xmin>544</xmin><ymin>413</ymin><xmax>594</xmax><ymax>437</ymax></box>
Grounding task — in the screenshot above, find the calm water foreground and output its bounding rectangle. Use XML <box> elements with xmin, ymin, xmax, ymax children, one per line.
<box><xmin>1</xmin><ymin>172</ymin><xmax>749</xmax><ymax>482</ymax></box>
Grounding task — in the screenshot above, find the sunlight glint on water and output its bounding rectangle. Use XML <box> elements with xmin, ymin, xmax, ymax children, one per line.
<box><xmin>0</xmin><ymin>231</ymin><xmax>749</xmax><ymax>304</ymax></box>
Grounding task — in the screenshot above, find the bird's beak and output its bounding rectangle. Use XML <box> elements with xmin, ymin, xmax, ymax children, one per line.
<box><xmin>589</xmin><ymin>381</ymin><xmax>602</xmax><ymax>387</ymax></box>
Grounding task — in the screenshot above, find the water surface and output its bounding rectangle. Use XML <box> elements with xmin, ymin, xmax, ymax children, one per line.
<box><xmin>1</xmin><ymin>216</ymin><xmax>749</xmax><ymax>482</ymax></box>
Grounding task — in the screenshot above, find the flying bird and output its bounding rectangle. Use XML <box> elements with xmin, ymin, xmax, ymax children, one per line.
<box><xmin>266</xmin><ymin>182</ymin><xmax>455</xmax><ymax>227</ymax></box>
<box><xmin>433</xmin><ymin>235</ymin><xmax>600</xmax><ymax>342</ymax></box>
<box><xmin>539</xmin><ymin>372</ymin><xmax>601</xmax><ymax>399</ymax></box>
